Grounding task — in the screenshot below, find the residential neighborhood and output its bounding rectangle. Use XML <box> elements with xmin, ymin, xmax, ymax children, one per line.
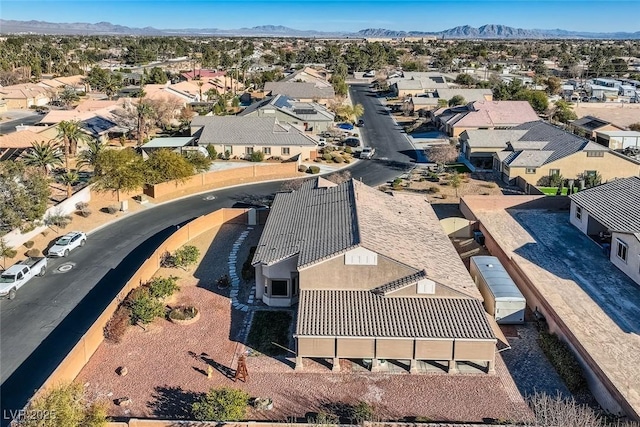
<box><xmin>1</xmin><ymin>14</ymin><xmax>640</xmax><ymax>427</ymax></box>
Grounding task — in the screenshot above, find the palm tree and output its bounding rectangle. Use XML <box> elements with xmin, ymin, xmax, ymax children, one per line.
<box><xmin>76</xmin><ymin>139</ymin><xmax>105</xmax><ymax>173</ymax></box>
<box><xmin>335</xmin><ymin>103</ymin><xmax>365</xmax><ymax>123</ymax></box>
<box><xmin>57</xmin><ymin>170</ymin><xmax>80</xmax><ymax>199</ymax></box>
<box><xmin>57</xmin><ymin>120</ymin><xmax>89</xmax><ymax>166</ymax></box>
<box><xmin>136</xmin><ymin>101</ymin><xmax>155</xmax><ymax>146</ymax></box>
<box><xmin>23</xmin><ymin>140</ymin><xmax>64</xmax><ymax>175</ymax></box>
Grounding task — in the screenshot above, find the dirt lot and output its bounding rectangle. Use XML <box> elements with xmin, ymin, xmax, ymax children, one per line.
<box><xmin>573</xmin><ymin>103</ymin><xmax>640</xmax><ymax>128</ymax></box>
<box><xmin>76</xmin><ymin>224</ymin><xmax>531</xmax><ymax>423</ymax></box>
<box><xmin>384</xmin><ymin>169</ymin><xmax>503</xmax><ymax>204</ymax></box>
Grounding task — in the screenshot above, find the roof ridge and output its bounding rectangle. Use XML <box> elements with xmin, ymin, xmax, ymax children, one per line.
<box><xmin>350</xmin><ymin>179</ymin><xmax>363</xmax><ymax>247</ymax></box>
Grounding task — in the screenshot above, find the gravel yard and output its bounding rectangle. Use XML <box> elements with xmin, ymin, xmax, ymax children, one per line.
<box><xmin>76</xmin><ymin>221</ymin><xmax>532</xmax><ymax>423</ymax></box>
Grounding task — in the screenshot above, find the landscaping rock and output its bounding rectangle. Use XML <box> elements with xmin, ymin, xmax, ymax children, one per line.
<box><xmin>117</xmin><ymin>366</ymin><xmax>128</xmax><ymax>377</ymax></box>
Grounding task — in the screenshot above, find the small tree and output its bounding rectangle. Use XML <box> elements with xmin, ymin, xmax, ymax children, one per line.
<box><xmin>205</xmin><ymin>145</ymin><xmax>217</xmax><ymax>160</ymax></box>
<box><xmin>16</xmin><ymin>382</ymin><xmax>107</xmax><ymax>427</ymax></box>
<box><xmin>427</xmin><ymin>144</ymin><xmax>459</xmax><ymax>169</ymax></box>
<box><xmin>91</xmin><ymin>148</ymin><xmax>146</xmax><ymax>200</ymax></box>
<box><xmin>448</xmin><ymin>95</ymin><xmax>466</xmax><ymax>107</ymax></box>
<box><xmin>249</xmin><ymin>150</ymin><xmax>265</xmax><ymax>162</ymax></box>
<box><xmin>192</xmin><ymin>387</ymin><xmax>250</xmax><ymax>422</ymax></box>
<box><xmin>0</xmin><ymin>237</ymin><xmax>18</xmax><ymax>269</ymax></box>
<box><xmin>173</xmin><ymin>245</ymin><xmax>200</xmax><ymax>270</ymax></box>
<box><xmin>448</xmin><ymin>171</ymin><xmax>462</xmax><ymax>197</ymax></box>
<box><xmin>184</xmin><ymin>152</ymin><xmax>213</xmax><ymax>173</ymax></box>
<box><xmin>128</xmin><ymin>287</ymin><xmax>164</xmax><ymax>325</ymax></box>
<box><xmin>146</xmin><ymin>149</ymin><xmax>195</xmax><ymax>184</ymax></box>
<box><xmin>350</xmin><ymin>401</ymin><xmax>376</xmax><ymax>424</ymax></box>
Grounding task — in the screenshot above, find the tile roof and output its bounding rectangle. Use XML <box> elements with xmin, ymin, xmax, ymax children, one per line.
<box><xmin>455</xmin><ymin>101</ymin><xmax>539</xmax><ymax>128</ymax></box>
<box><xmin>505</xmin><ymin>150</ymin><xmax>553</xmax><ymax>167</ymax></box>
<box><xmin>569</xmin><ymin>177</ymin><xmax>640</xmax><ymax>233</ymax></box>
<box><xmin>296</xmin><ymin>290</ymin><xmax>494</xmax><ymax>339</ymax></box>
<box><xmin>371</xmin><ymin>270</ymin><xmax>427</xmax><ymax>295</ymax></box>
<box><xmin>0</xmin><ymin>130</ymin><xmax>49</xmax><ymax>149</ymax></box>
<box><xmin>141</xmin><ymin>137</ymin><xmax>196</xmax><ymax>148</ymax></box>
<box><xmin>239</xmin><ymin>94</ymin><xmax>334</xmax><ymax>121</ymax></box>
<box><xmin>253</xmin><ymin>178</ymin><xmax>481</xmax><ymax>298</ymax></box>
<box><xmin>436</xmin><ymin>88</ymin><xmax>492</xmax><ymax>102</ymax></box>
<box><xmin>462</xmin><ymin>129</ymin><xmax>528</xmax><ymax>148</ymax></box>
<box><xmin>572</xmin><ymin>115</ymin><xmax>611</xmax><ymax>130</ymax></box>
<box><xmin>196</xmin><ymin>116</ymin><xmax>317</xmax><ymax>147</ymax></box>
<box><xmin>264</xmin><ymin>82</ymin><xmax>335</xmax><ymax>100</ymax></box>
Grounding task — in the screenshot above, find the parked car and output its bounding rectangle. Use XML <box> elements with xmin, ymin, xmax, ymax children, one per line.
<box><xmin>360</xmin><ymin>146</ymin><xmax>375</xmax><ymax>159</ymax></box>
<box><xmin>337</xmin><ymin>123</ymin><xmax>354</xmax><ymax>131</ymax></box>
<box><xmin>48</xmin><ymin>231</ymin><xmax>87</xmax><ymax>257</ymax></box>
<box><xmin>357</xmin><ymin>119</ymin><xmax>365</xmax><ymax>127</ymax></box>
<box><xmin>343</xmin><ymin>137</ymin><xmax>360</xmax><ymax>148</ymax></box>
<box><xmin>0</xmin><ymin>257</ymin><xmax>48</xmax><ymax>300</ymax></box>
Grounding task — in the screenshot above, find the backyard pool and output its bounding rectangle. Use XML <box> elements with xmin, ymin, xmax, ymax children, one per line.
<box><xmin>411</xmin><ymin>130</ymin><xmax>449</xmax><ymax>139</ymax></box>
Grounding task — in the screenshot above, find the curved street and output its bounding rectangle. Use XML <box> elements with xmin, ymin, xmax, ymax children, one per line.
<box><xmin>0</xmin><ymin>84</ymin><xmax>420</xmax><ymax>419</ymax></box>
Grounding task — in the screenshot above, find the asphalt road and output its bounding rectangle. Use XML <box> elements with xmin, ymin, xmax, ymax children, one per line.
<box><xmin>0</xmin><ymin>84</ymin><xmax>418</xmax><ymax>421</ymax></box>
<box><xmin>0</xmin><ymin>113</ymin><xmax>43</xmax><ymax>135</ymax></box>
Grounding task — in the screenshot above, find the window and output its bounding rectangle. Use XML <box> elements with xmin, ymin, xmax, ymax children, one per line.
<box><xmin>271</xmin><ymin>280</ymin><xmax>288</xmax><ymax>297</ymax></box>
<box><xmin>224</xmin><ymin>145</ymin><xmax>232</xmax><ymax>155</ymax></box>
<box><xmin>263</xmin><ymin>147</ymin><xmax>271</xmax><ymax>155</ymax></box>
<box><xmin>549</xmin><ymin>169</ymin><xmax>560</xmax><ymax>176</ymax></box>
<box><xmin>525</xmin><ymin>168</ymin><xmax>536</xmax><ymax>174</ymax></box>
<box><xmin>281</xmin><ymin>147</ymin><xmax>290</xmax><ymax>155</ymax></box>
<box><xmin>616</xmin><ymin>239</ymin><xmax>628</xmax><ymax>262</ymax></box>
<box><xmin>245</xmin><ymin>147</ymin><xmax>254</xmax><ymax>155</ymax></box>
<box><xmin>575</xmin><ymin>205</ymin><xmax>582</xmax><ymax>220</ymax></box>
<box><xmin>587</xmin><ymin>151</ymin><xmax>604</xmax><ymax>157</ymax></box>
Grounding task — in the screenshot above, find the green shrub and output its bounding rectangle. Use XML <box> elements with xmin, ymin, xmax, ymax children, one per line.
<box><xmin>428</xmin><ymin>186</ymin><xmax>440</xmax><ymax>193</ymax></box>
<box><xmin>344</xmin><ymin>146</ymin><xmax>352</xmax><ymax>154</ymax></box>
<box><xmin>26</xmin><ymin>248</ymin><xmax>42</xmax><ymax>258</ymax></box>
<box><xmin>538</xmin><ymin>330</ymin><xmax>587</xmax><ymax>393</ymax></box>
<box><xmin>298</xmin><ymin>165</ymin><xmax>308</xmax><ymax>172</ymax></box>
<box><xmin>173</xmin><ymin>245</ymin><xmax>200</xmax><ymax>269</ymax></box>
<box><xmin>205</xmin><ymin>145</ymin><xmax>217</xmax><ymax>160</ymax></box>
<box><xmin>20</xmin><ymin>382</ymin><xmax>108</xmax><ymax>427</ymax></box>
<box><xmin>322</xmin><ymin>153</ymin><xmax>333</xmax><ymax>161</ymax></box>
<box><xmin>24</xmin><ymin>240</ymin><xmax>35</xmax><ymax>249</ymax></box>
<box><xmin>128</xmin><ymin>287</ymin><xmax>164</xmax><ymax>325</ymax></box>
<box><xmin>392</xmin><ymin>178</ymin><xmax>402</xmax><ymax>189</ymax></box>
<box><xmin>192</xmin><ymin>387</ymin><xmax>250</xmax><ymax>421</ymax></box>
<box><xmin>332</xmin><ymin>155</ymin><xmax>344</xmax><ymax>163</ymax></box>
<box><xmin>351</xmin><ymin>401</ymin><xmax>375</xmax><ymax>423</ymax></box>
<box><xmin>344</xmin><ymin>158</ymin><xmax>351</xmax><ymax>164</ymax></box>
<box><xmin>147</xmin><ymin>276</ymin><xmax>180</xmax><ymax>299</ymax></box>
<box><xmin>249</xmin><ymin>150</ymin><xmax>264</xmax><ymax>162</ymax></box>
<box><xmin>307</xmin><ymin>166</ymin><xmax>320</xmax><ymax>174</ymax></box>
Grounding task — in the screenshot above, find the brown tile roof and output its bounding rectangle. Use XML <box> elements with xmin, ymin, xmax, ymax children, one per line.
<box><xmin>0</xmin><ymin>130</ymin><xmax>49</xmax><ymax>149</ymax></box>
<box><xmin>371</xmin><ymin>270</ymin><xmax>427</xmax><ymax>295</ymax></box>
<box><xmin>253</xmin><ymin>178</ymin><xmax>481</xmax><ymax>298</ymax></box>
<box><xmin>296</xmin><ymin>290</ymin><xmax>495</xmax><ymax>339</ymax></box>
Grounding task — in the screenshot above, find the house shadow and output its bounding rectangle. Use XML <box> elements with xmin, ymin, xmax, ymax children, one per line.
<box><xmin>146</xmin><ymin>385</ymin><xmax>203</xmax><ymax>419</ymax></box>
<box><xmin>505</xmin><ymin>202</ymin><xmax>640</xmax><ymax>335</ymax></box>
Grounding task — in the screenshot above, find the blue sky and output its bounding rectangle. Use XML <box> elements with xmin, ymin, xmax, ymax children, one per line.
<box><xmin>2</xmin><ymin>0</ymin><xmax>639</xmax><ymax>33</ymax></box>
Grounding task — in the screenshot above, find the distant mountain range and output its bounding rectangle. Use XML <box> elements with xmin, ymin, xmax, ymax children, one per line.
<box><xmin>1</xmin><ymin>19</ymin><xmax>639</xmax><ymax>39</ymax></box>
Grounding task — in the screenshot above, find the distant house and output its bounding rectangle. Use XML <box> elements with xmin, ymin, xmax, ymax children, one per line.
<box><xmin>570</xmin><ymin>116</ymin><xmax>624</xmax><ymax>140</ymax></box>
<box><xmin>140</xmin><ymin>136</ymin><xmax>199</xmax><ymax>159</ymax></box>
<box><xmin>0</xmin><ymin>129</ymin><xmax>50</xmax><ymax>161</ymax></box>
<box><xmin>263</xmin><ymin>82</ymin><xmax>335</xmax><ymax>105</ymax></box>
<box><xmin>0</xmin><ymin>83</ymin><xmax>52</xmax><ymax>109</ymax></box>
<box><xmin>433</xmin><ymin>100</ymin><xmax>539</xmax><ymax>137</ymax></box>
<box><xmin>389</xmin><ymin>72</ymin><xmax>449</xmax><ymax>98</ymax></box>
<box><xmin>282</xmin><ymin>66</ymin><xmax>332</xmax><ymax>86</ymax></box>
<box><xmin>191</xmin><ymin>116</ymin><xmax>318</xmax><ymax>161</ymax></box>
<box><xmin>569</xmin><ymin>177</ymin><xmax>640</xmax><ymax>286</ymax></box>
<box><xmin>488</xmin><ymin>121</ymin><xmax>640</xmax><ymax>188</ymax></box>
<box><xmin>239</xmin><ymin>94</ymin><xmax>334</xmax><ymax>133</ymax></box>
<box><xmin>594</xmin><ymin>130</ymin><xmax>640</xmax><ymax>151</ymax></box>
<box><xmin>252</xmin><ymin>177</ymin><xmax>499</xmax><ymax>373</ymax></box>
<box><xmin>408</xmin><ymin>88</ymin><xmax>493</xmax><ymax>113</ymax></box>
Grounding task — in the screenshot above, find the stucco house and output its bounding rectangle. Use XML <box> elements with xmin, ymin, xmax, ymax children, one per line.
<box><xmin>489</xmin><ymin>121</ymin><xmax>640</xmax><ymax>188</ymax></box>
<box><xmin>390</xmin><ymin>73</ymin><xmax>449</xmax><ymax>98</ymax></box>
<box><xmin>0</xmin><ymin>83</ymin><xmax>52</xmax><ymax>109</ymax></box>
<box><xmin>239</xmin><ymin>94</ymin><xmax>334</xmax><ymax>133</ymax></box>
<box><xmin>569</xmin><ymin>177</ymin><xmax>640</xmax><ymax>286</ymax></box>
<box><xmin>432</xmin><ymin>100</ymin><xmax>539</xmax><ymax>137</ymax></box>
<box><xmin>570</xmin><ymin>116</ymin><xmax>624</xmax><ymax>140</ymax></box>
<box><xmin>264</xmin><ymin>82</ymin><xmax>335</xmax><ymax>105</ymax></box>
<box><xmin>409</xmin><ymin>88</ymin><xmax>493</xmax><ymax>113</ymax></box>
<box><xmin>251</xmin><ymin>177</ymin><xmax>498</xmax><ymax>374</ymax></box>
<box><xmin>594</xmin><ymin>130</ymin><xmax>640</xmax><ymax>151</ymax></box>
<box><xmin>191</xmin><ymin>116</ymin><xmax>318</xmax><ymax>161</ymax></box>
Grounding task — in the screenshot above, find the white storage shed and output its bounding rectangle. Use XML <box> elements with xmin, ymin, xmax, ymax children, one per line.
<box><xmin>470</xmin><ymin>256</ymin><xmax>526</xmax><ymax>324</ymax></box>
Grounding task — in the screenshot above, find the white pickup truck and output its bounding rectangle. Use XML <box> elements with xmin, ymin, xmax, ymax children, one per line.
<box><xmin>0</xmin><ymin>257</ymin><xmax>48</xmax><ymax>300</ymax></box>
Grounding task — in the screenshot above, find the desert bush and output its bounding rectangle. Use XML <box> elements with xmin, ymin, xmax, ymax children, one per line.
<box><xmin>332</xmin><ymin>155</ymin><xmax>344</xmax><ymax>163</ymax></box>
<box><xmin>538</xmin><ymin>330</ymin><xmax>587</xmax><ymax>393</ymax></box>
<box><xmin>16</xmin><ymin>382</ymin><xmax>107</xmax><ymax>427</ymax></box>
<box><xmin>26</xmin><ymin>248</ymin><xmax>42</xmax><ymax>258</ymax></box>
<box><xmin>45</xmin><ymin>213</ymin><xmax>72</xmax><ymax>228</ymax></box>
<box><xmin>428</xmin><ymin>186</ymin><xmax>441</xmax><ymax>193</ymax></box>
<box><xmin>24</xmin><ymin>240</ymin><xmax>35</xmax><ymax>249</ymax></box>
<box><xmin>192</xmin><ymin>387</ymin><xmax>250</xmax><ymax>421</ymax></box>
<box><xmin>75</xmin><ymin>201</ymin><xmax>89</xmax><ymax>210</ymax></box>
<box><xmin>128</xmin><ymin>287</ymin><xmax>164</xmax><ymax>325</ymax></box>
<box><xmin>104</xmin><ymin>305</ymin><xmax>132</xmax><ymax>343</ymax></box>
<box><xmin>78</xmin><ymin>207</ymin><xmax>92</xmax><ymax>217</ymax></box>
<box><xmin>481</xmin><ymin>182</ymin><xmax>497</xmax><ymax>188</ymax></box>
<box><xmin>173</xmin><ymin>245</ymin><xmax>200</xmax><ymax>269</ymax></box>
<box><xmin>205</xmin><ymin>145</ymin><xmax>217</xmax><ymax>160</ymax></box>
<box><xmin>298</xmin><ymin>165</ymin><xmax>308</xmax><ymax>172</ymax></box>
<box><xmin>344</xmin><ymin>146</ymin><xmax>352</xmax><ymax>154</ymax></box>
<box><xmin>106</xmin><ymin>205</ymin><xmax>118</xmax><ymax>214</ymax></box>
<box><xmin>322</xmin><ymin>153</ymin><xmax>333</xmax><ymax>161</ymax></box>
<box><xmin>344</xmin><ymin>158</ymin><xmax>351</xmax><ymax>164</ymax></box>
<box><xmin>169</xmin><ymin>306</ymin><xmax>198</xmax><ymax>321</ymax></box>
<box><xmin>147</xmin><ymin>276</ymin><xmax>180</xmax><ymax>299</ymax></box>
<box><xmin>350</xmin><ymin>401</ymin><xmax>376</xmax><ymax>424</ymax></box>
<box><xmin>392</xmin><ymin>178</ymin><xmax>402</xmax><ymax>189</ymax></box>
<box><xmin>249</xmin><ymin>150</ymin><xmax>264</xmax><ymax>162</ymax></box>
<box><xmin>307</xmin><ymin>166</ymin><xmax>320</xmax><ymax>174</ymax></box>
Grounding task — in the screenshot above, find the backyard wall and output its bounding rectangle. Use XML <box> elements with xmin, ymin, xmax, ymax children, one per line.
<box><xmin>144</xmin><ymin>163</ymin><xmax>300</xmax><ymax>202</ymax></box>
<box><xmin>3</xmin><ymin>186</ymin><xmax>92</xmax><ymax>248</ymax></box>
<box><xmin>31</xmin><ymin>208</ymin><xmax>249</xmax><ymax>400</ymax></box>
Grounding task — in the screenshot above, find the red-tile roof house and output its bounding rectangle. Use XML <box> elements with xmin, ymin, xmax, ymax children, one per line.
<box><xmin>434</xmin><ymin>100</ymin><xmax>539</xmax><ymax>137</ymax></box>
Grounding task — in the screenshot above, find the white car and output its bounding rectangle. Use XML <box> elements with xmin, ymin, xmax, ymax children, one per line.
<box><xmin>48</xmin><ymin>231</ymin><xmax>87</xmax><ymax>257</ymax></box>
<box><xmin>361</xmin><ymin>146</ymin><xmax>376</xmax><ymax>159</ymax></box>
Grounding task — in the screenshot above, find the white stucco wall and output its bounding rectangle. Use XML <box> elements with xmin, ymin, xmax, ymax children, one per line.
<box><xmin>610</xmin><ymin>232</ymin><xmax>640</xmax><ymax>286</ymax></box>
<box><xmin>569</xmin><ymin>201</ymin><xmax>588</xmax><ymax>235</ymax></box>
